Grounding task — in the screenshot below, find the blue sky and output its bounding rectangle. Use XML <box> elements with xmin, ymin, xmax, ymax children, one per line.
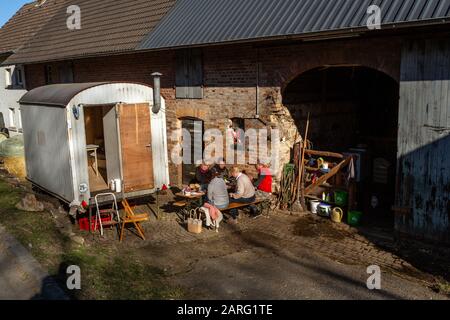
<box><xmin>0</xmin><ymin>0</ymin><xmax>30</xmax><ymax>28</ymax></box>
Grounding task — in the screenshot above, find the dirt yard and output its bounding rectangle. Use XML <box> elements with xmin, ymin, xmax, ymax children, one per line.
<box><xmin>0</xmin><ymin>172</ymin><xmax>449</xmax><ymax>300</ymax></box>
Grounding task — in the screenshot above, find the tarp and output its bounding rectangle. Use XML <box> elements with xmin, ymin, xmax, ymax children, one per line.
<box><xmin>0</xmin><ymin>135</ymin><xmax>25</xmax><ymax>158</ymax></box>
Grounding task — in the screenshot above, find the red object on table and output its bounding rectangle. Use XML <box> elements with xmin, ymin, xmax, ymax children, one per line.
<box><xmin>78</xmin><ymin>216</ymin><xmax>112</xmax><ymax>231</ymax></box>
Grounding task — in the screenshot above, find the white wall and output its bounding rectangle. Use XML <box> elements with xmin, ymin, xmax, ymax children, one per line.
<box><xmin>0</xmin><ymin>65</ymin><xmax>27</xmax><ymax>136</ymax></box>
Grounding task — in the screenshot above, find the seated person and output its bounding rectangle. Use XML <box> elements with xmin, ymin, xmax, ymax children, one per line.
<box><xmin>212</xmin><ymin>158</ymin><xmax>229</xmax><ymax>180</ymax></box>
<box><xmin>254</xmin><ymin>163</ymin><xmax>273</xmax><ymax>199</ymax></box>
<box><xmin>201</xmin><ymin>171</ymin><xmax>228</xmax><ymax>231</ymax></box>
<box><xmin>195</xmin><ymin>163</ymin><xmax>212</xmax><ymax>191</ymax></box>
<box><xmin>207</xmin><ymin>171</ymin><xmax>230</xmax><ymax>210</ymax></box>
<box><xmin>228</xmin><ymin>167</ymin><xmax>257</xmax><ymax>223</ymax></box>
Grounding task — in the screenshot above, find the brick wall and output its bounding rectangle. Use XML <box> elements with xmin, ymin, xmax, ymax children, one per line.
<box><xmin>24</xmin><ymin>36</ymin><xmax>402</xmax><ymax>185</ymax></box>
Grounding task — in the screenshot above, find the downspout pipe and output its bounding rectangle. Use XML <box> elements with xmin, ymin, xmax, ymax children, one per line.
<box><xmin>151</xmin><ymin>72</ymin><xmax>162</xmax><ymax>114</ymax></box>
<box><xmin>256</xmin><ymin>48</ymin><xmax>260</xmax><ymax>118</ymax></box>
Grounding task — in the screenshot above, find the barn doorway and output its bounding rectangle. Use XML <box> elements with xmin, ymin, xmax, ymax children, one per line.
<box><xmin>181</xmin><ymin>118</ymin><xmax>204</xmax><ymax>185</ymax></box>
<box><xmin>283</xmin><ymin>66</ymin><xmax>399</xmax><ymax>231</ymax></box>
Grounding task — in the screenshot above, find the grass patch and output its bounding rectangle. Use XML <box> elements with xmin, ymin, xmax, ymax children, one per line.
<box><xmin>0</xmin><ymin>178</ymin><xmax>185</xmax><ymax>300</ymax></box>
<box><xmin>0</xmin><ymin>179</ymin><xmax>22</xmax><ymax>210</ymax></box>
<box><xmin>61</xmin><ymin>248</ymin><xmax>184</xmax><ymax>300</ymax></box>
<box><xmin>432</xmin><ymin>279</ymin><xmax>450</xmax><ymax>297</ymax></box>
<box><xmin>0</xmin><ymin>180</ymin><xmax>67</xmax><ymax>265</ymax></box>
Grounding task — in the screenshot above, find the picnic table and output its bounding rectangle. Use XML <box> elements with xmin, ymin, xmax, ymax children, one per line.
<box><xmin>175</xmin><ymin>191</ymin><xmax>205</xmax><ymax>209</ymax></box>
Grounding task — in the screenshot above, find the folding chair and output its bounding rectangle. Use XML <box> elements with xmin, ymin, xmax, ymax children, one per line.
<box><xmin>120</xmin><ymin>199</ymin><xmax>150</xmax><ymax>242</ymax></box>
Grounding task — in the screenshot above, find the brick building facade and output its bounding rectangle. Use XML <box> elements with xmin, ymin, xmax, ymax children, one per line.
<box><xmin>23</xmin><ymin>36</ymin><xmax>402</xmax><ymax>185</ymax></box>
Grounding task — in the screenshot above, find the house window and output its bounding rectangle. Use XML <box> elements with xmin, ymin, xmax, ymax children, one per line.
<box><xmin>228</xmin><ymin>118</ymin><xmax>246</xmax><ymax>149</ymax></box>
<box><xmin>45</xmin><ymin>65</ymin><xmax>53</xmax><ymax>84</ymax></box>
<box><xmin>0</xmin><ymin>112</ymin><xmax>5</xmax><ymax>129</ymax></box>
<box><xmin>231</xmin><ymin>118</ymin><xmax>245</xmax><ymax>132</ymax></box>
<box><xmin>5</xmin><ymin>66</ymin><xmax>25</xmax><ymax>88</ymax></box>
<box><xmin>176</xmin><ymin>48</ymin><xmax>203</xmax><ymax>99</ymax></box>
<box><xmin>8</xmin><ymin>108</ymin><xmax>16</xmax><ymax>129</ymax></box>
<box><xmin>12</xmin><ymin>66</ymin><xmax>25</xmax><ymax>88</ymax></box>
<box><xmin>58</xmin><ymin>63</ymin><xmax>74</xmax><ymax>83</ymax></box>
<box><xmin>17</xmin><ymin>109</ymin><xmax>23</xmax><ymax>131</ymax></box>
<box><xmin>5</xmin><ymin>68</ymin><xmax>12</xmax><ymax>87</ymax></box>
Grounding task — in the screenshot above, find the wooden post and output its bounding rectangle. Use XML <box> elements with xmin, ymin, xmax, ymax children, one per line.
<box><xmin>297</xmin><ymin>113</ymin><xmax>310</xmax><ymax>210</ymax></box>
<box><xmin>156</xmin><ymin>188</ymin><xmax>160</xmax><ymax>220</ymax></box>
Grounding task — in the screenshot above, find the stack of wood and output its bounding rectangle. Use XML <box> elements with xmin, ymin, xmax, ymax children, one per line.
<box><xmin>276</xmin><ymin>113</ymin><xmax>353</xmax><ymax>211</ymax></box>
<box><xmin>277</xmin><ymin>148</ymin><xmax>353</xmax><ymax>210</ymax></box>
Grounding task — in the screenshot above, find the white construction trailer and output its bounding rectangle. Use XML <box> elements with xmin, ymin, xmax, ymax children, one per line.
<box><xmin>19</xmin><ymin>82</ymin><xmax>170</xmax><ymax>205</ymax></box>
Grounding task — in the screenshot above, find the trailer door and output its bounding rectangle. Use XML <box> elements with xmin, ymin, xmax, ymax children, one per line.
<box><xmin>117</xmin><ymin>103</ymin><xmax>154</xmax><ymax>193</ymax></box>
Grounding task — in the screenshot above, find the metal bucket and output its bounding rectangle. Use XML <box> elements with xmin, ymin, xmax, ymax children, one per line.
<box><xmin>318</xmin><ymin>203</ymin><xmax>332</xmax><ymax>217</ymax></box>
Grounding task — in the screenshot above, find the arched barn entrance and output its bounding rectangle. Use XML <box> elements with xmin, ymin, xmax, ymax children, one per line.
<box><xmin>283</xmin><ymin>66</ymin><xmax>399</xmax><ymax>231</ymax></box>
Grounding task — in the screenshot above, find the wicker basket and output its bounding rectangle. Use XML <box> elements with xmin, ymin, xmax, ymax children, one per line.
<box><xmin>187</xmin><ymin>209</ymin><xmax>203</xmax><ymax>234</ymax></box>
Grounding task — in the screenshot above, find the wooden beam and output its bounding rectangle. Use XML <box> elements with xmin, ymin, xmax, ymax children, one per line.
<box><xmin>305</xmin><ymin>149</ymin><xmax>344</xmax><ymax>159</ymax></box>
<box><xmin>392</xmin><ymin>206</ymin><xmax>412</xmax><ymax>215</ymax></box>
<box><xmin>305</xmin><ymin>157</ymin><xmax>351</xmax><ymax>194</ymax></box>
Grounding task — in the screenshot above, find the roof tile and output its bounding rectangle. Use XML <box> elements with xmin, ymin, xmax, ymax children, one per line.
<box><xmin>0</xmin><ymin>0</ymin><xmax>68</xmax><ymax>55</ymax></box>
<box><xmin>5</xmin><ymin>0</ymin><xmax>176</xmax><ymax>64</ymax></box>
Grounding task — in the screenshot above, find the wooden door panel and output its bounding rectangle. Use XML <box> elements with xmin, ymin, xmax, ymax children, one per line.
<box><xmin>118</xmin><ymin>103</ymin><xmax>154</xmax><ymax>192</ymax></box>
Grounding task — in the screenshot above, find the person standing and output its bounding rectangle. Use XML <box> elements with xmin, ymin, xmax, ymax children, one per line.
<box><xmin>228</xmin><ymin>167</ymin><xmax>256</xmax><ymax>224</ymax></box>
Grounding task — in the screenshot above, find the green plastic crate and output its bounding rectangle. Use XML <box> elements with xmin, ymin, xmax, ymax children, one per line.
<box><xmin>348</xmin><ymin>211</ymin><xmax>363</xmax><ymax>226</ymax></box>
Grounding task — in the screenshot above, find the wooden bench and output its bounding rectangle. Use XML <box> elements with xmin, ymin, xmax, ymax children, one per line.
<box><xmin>174</xmin><ymin>198</ymin><xmax>271</xmax><ymax>219</ymax></box>
<box><xmin>173</xmin><ymin>201</ymin><xmax>187</xmax><ymax>207</ymax></box>
<box><xmin>221</xmin><ymin>199</ymin><xmax>265</xmax><ymax>212</ymax></box>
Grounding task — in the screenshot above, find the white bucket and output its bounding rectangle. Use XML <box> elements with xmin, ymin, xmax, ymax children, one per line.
<box><xmin>310</xmin><ymin>200</ymin><xmax>321</xmax><ymax>214</ymax></box>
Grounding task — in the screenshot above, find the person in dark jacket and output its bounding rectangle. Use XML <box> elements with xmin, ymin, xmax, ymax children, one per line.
<box><xmin>212</xmin><ymin>158</ymin><xmax>229</xmax><ymax>180</ymax></box>
<box><xmin>195</xmin><ymin>163</ymin><xmax>212</xmax><ymax>191</ymax></box>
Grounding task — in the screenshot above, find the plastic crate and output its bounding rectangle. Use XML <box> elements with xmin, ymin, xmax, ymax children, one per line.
<box><xmin>347</xmin><ymin>211</ymin><xmax>363</xmax><ymax>226</ymax></box>
<box><xmin>78</xmin><ymin>216</ymin><xmax>112</xmax><ymax>231</ymax></box>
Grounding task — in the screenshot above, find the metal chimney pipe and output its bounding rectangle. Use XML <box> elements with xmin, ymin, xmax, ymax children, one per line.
<box><xmin>151</xmin><ymin>72</ymin><xmax>162</xmax><ymax>114</ymax></box>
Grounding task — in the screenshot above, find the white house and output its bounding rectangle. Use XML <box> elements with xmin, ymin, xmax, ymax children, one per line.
<box><xmin>0</xmin><ymin>60</ymin><xmax>26</xmax><ymax>135</ymax></box>
<box><xmin>0</xmin><ymin>0</ymin><xmax>64</xmax><ymax>135</ymax></box>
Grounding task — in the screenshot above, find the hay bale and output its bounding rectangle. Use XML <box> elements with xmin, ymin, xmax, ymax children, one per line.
<box><xmin>0</xmin><ymin>136</ymin><xmax>26</xmax><ymax>179</ymax></box>
<box><xmin>0</xmin><ymin>133</ymin><xmax>7</xmax><ymax>144</ymax></box>
<box><xmin>3</xmin><ymin>156</ymin><xmax>26</xmax><ymax>179</ymax></box>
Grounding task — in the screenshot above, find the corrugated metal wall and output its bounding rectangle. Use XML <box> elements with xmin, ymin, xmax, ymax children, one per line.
<box><xmin>21</xmin><ymin>104</ymin><xmax>74</xmax><ymax>201</ymax></box>
<box><xmin>397</xmin><ymin>38</ymin><xmax>450</xmax><ymax>243</ymax></box>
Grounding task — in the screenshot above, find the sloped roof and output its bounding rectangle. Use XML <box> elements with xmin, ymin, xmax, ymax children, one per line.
<box><xmin>5</xmin><ymin>0</ymin><xmax>176</xmax><ymax>65</ymax></box>
<box><xmin>19</xmin><ymin>82</ymin><xmax>110</xmax><ymax>107</ymax></box>
<box><xmin>0</xmin><ymin>0</ymin><xmax>68</xmax><ymax>55</ymax></box>
<box><xmin>139</xmin><ymin>0</ymin><xmax>450</xmax><ymax>50</ymax></box>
